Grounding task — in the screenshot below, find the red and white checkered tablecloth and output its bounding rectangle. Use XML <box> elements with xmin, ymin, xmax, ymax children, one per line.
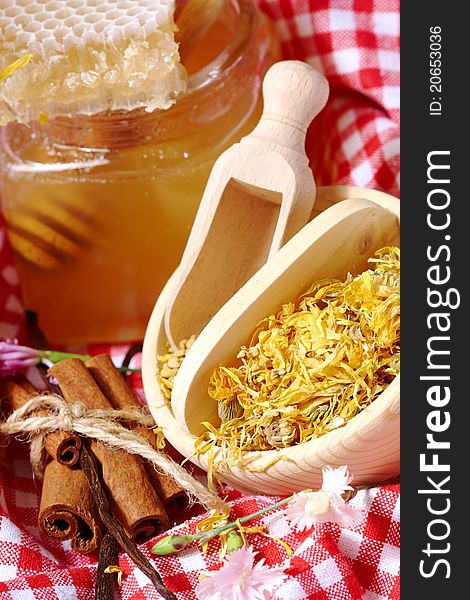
<box><xmin>0</xmin><ymin>1</ymin><xmax>400</xmax><ymax>598</ymax></box>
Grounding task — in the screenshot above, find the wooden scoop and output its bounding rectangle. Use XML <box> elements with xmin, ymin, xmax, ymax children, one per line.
<box><xmin>170</xmin><ymin>196</ymin><xmax>400</xmax><ymax>436</ymax></box>
<box><xmin>164</xmin><ymin>60</ymin><xmax>329</xmax><ymax>349</ymax></box>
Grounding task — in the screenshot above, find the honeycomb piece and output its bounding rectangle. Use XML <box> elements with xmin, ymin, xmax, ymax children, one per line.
<box><xmin>0</xmin><ymin>0</ymin><xmax>187</xmax><ymax>124</ymax></box>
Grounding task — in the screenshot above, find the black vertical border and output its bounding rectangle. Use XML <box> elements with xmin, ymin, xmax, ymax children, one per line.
<box><xmin>401</xmin><ymin>3</ymin><xmax>465</xmax><ymax>597</ymax></box>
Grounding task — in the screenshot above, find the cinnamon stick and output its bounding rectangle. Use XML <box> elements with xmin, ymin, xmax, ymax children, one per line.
<box><xmin>1</xmin><ymin>375</ymin><xmax>82</xmax><ymax>467</ymax></box>
<box><xmin>1</xmin><ymin>374</ymin><xmax>103</xmax><ymax>553</ymax></box>
<box><xmin>48</xmin><ymin>358</ymin><xmax>169</xmax><ymax>543</ymax></box>
<box><xmin>86</xmin><ymin>354</ymin><xmax>189</xmax><ymax>518</ymax></box>
<box><xmin>135</xmin><ymin>427</ymin><xmax>190</xmax><ymax>520</ymax></box>
<box><xmin>38</xmin><ymin>458</ymin><xmax>103</xmax><ymax>553</ymax></box>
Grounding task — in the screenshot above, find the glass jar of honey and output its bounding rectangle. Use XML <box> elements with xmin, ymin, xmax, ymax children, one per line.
<box><xmin>0</xmin><ymin>0</ymin><xmax>280</xmax><ymax>345</ymax></box>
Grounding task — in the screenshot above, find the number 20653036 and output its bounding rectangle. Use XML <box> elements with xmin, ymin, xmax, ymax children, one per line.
<box><xmin>429</xmin><ymin>26</ymin><xmax>442</xmax><ymax>115</ymax></box>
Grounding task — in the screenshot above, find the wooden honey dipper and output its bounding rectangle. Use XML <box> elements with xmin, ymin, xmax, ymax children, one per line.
<box><xmin>5</xmin><ymin>186</ymin><xmax>97</xmax><ymax>270</ymax></box>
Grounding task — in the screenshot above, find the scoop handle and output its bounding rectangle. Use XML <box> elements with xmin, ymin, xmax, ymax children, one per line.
<box><xmin>244</xmin><ymin>60</ymin><xmax>329</xmax><ymax>155</ymax></box>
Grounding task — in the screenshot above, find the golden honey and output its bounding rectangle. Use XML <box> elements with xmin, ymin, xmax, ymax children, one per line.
<box><xmin>0</xmin><ymin>1</ymin><xmax>280</xmax><ymax>345</ymax></box>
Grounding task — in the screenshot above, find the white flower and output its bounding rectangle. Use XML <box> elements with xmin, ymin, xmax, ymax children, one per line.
<box><xmin>284</xmin><ymin>465</ymin><xmax>364</xmax><ymax>532</ymax></box>
<box><xmin>321</xmin><ymin>465</ymin><xmax>354</xmax><ymax>496</ymax></box>
<box><xmin>195</xmin><ymin>546</ymin><xmax>287</xmax><ymax>600</ymax></box>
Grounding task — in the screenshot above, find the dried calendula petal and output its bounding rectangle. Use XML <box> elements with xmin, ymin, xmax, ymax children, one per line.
<box><xmin>104</xmin><ymin>565</ymin><xmax>123</xmax><ymax>585</ymax></box>
<box><xmin>194</xmin><ymin>247</ymin><xmax>400</xmax><ymax>467</ymax></box>
<box><xmin>152</xmin><ymin>426</ymin><xmax>166</xmax><ymax>450</ymax></box>
<box><xmin>0</xmin><ymin>54</ymin><xmax>33</xmax><ymax>83</ymax></box>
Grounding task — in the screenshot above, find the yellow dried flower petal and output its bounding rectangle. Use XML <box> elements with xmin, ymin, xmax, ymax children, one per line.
<box><xmin>196</xmin><ymin>247</ymin><xmax>400</xmax><ymax>469</ymax></box>
<box><xmin>196</xmin><ymin>508</ymin><xmax>231</xmax><ymax>554</ymax></box>
<box><xmin>152</xmin><ymin>426</ymin><xmax>166</xmax><ymax>450</ymax></box>
<box><xmin>104</xmin><ymin>565</ymin><xmax>123</xmax><ymax>585</ymax></box>
<box><xmin>0</xmin><ymin>54</ymin><xmax>33</xmax><ymax>82</ymax></box>
<box><xmin>259</xmin><ymin>531</ymin><xmax>293</xmax><ymax>556</ymax></box>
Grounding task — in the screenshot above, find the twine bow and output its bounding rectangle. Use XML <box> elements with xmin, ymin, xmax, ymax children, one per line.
<box><xmin>0</xmin><ymin>394</ymin><xmax>227</xmax><ymax>512</ymax></box>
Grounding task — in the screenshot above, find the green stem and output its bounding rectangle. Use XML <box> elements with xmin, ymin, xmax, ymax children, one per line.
<box><xmin>41</xmin><ymin>350</ymin><xmax>141</xmax><ymax>373</ymax></box>
<box><xmin>194</xmin><ymin>490</ymin><xmax>313</xmax><ymax>544</ymax></box>
<box><xmin>43</xmin><ymin>350</ymin><xmax>93</xmax><ymax>363</ymax></box>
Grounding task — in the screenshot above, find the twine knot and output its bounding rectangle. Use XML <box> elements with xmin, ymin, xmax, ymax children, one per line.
<box><xmin>56</xmin><ymin>400</ymin><xmax>87</xmax><ymax>430</ymax></box>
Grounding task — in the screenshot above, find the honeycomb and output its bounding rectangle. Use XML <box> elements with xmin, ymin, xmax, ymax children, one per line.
<box><xmin>0</xmin><ymin>0</ymin><xmax>187</xmax><ymax>123</ymax></box>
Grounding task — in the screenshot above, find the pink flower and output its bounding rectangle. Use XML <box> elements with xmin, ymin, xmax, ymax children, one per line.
<box><xmin>284</xmin><ymin>465</ymin><xmax>364</xmax><ymax>531</ymax></box>
<box><xmin>195</xmin><ymin>546</ymin><xmax>287</xmax><ymax>600</ymax></box>
<box><xmin>0</xmin><ymin>339</ymin><xmax>42</xmax><ymax>376</ymax></box>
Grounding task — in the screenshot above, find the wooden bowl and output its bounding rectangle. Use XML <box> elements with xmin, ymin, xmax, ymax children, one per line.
<box><xmin>142</xmin><ymin>186</ymin><xmax>400</xmax><ymax>494</ymax></box>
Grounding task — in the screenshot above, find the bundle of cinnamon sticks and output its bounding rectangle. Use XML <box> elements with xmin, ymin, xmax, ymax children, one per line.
<box><xmin>1</xmin><ymin>354</ymin><xmax>189</xmax><ymax>554</ymax></box>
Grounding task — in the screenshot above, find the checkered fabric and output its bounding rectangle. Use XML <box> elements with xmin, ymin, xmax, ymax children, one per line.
<box><xmin>0</xmin><ymin>1</ymin><xmax>400</xmax><ymax>598</ymax></box>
